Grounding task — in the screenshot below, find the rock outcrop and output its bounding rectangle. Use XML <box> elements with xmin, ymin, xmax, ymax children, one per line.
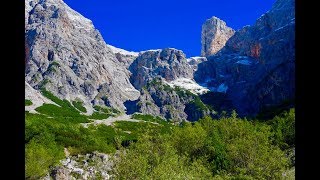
<box><xmin>201</xmin><ymin>16</ymin><xmax>235</xmax><ymax>57</ymax></box>
<box><xmin>187</xmin><ymin>56</ymin><xmax>207</xmax><ymax>72</ymax></box>
<box><xmin>126</xmin><ymin>78</ymin><xmax>213</xmax><ymax>122</ymax></box>
<box><xmin>107</xmin><ymin>45</ymin><xmax>139</xmax><ymax>68</ymax></box>
<box><xmin>25</xmin><ymin>0</ymin><xmax>140</xmax><ymax>111</ymax></box>
<box><xmin>195</xmin><ymin>0</ymin><xmax>295</xmax><ymax>116</ymax></box>
<box><xmin>129</xmin><ymin>48</ymin><xmax>194</xmax><ymax>89</ymax></box>
<box><xmin>43</xmin><ymin>151</ymin><xmax>113</xmax><ymax>180</ymax></box>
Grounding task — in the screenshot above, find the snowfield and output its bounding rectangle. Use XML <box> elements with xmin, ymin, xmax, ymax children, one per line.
<box><xmin>165</xmin><ymin>78</ymin><xmax>210</xmax><ymax>95</ymax></box>
<box><xmin>107</xmin><ymin>44</ymin><xmax>139</xmax><ymax>56</ymax></box>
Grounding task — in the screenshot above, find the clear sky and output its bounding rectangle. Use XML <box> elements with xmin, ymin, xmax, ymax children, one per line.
<box><xmin>64</xmin><ymin>0</ymin><xmax>276</xmax><ymax>57</ymax></box>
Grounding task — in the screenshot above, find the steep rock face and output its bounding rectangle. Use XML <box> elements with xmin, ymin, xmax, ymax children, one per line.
<box><xmin>25</xmin><ymin>0</ymin><xmax>139</xmax><ymax>111</ymax></box>
<box><xmin>195</xmin><ymin>0</ymin><xmax>295</xmax><ymax>116</ymax></box>
<box><xmin>187</xmin><ymin>56</ymin><xmax>207</xmax><ymax>72</ymax></box>
<box><xmin>127</xmin><ymin>78</ymin><xmax>213</xmax><ymax>122</ymax></box>
<box><xmin>129</xmin><ymin>48</ymin><xmax>194</xmax><ymax>89</ymax></box>
<box><xmin>201</xmin><ymin>17</ymin><xmax>235</xmax><ymax>57</ymax></box>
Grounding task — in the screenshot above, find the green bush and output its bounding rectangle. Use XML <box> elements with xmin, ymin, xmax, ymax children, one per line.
<box><xmin>40</xmin><ymin>89</ymin><xmax>75</xmax><ymax>110</ymax></box>
<box><xmin>189</xmin><ymin>96</ymin><xmax>209</xmax><ymax>111</ymax></box>
<box><xmin>72</xmin><ymin>100</ymin><xmax>87</xmax><ymax>113</ymax></box>
<box><xmin>93</xmin><ymin>105</ymin><xmax>121</xmax><ymax>115</ymax></box>
<box><xmin>112</xmin><ymin>130</ymin><xmax>213</xmax><ymax>179</ymax></box>
<box><xmin>25</xmin><ymin>99</ymin><xmax>33</xmax><ymax>106</ymax></box>
<box><xmin>25</xmin><ymin>133</ymin><xmax>64</xmax><ymax>179</ymax></box>
<box><xmin>269</xmin><ymin>108</ymin><xmax>295</xmax><ymax>149</ymax></box>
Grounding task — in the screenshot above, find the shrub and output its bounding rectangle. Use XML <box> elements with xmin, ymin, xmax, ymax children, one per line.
<box><xmin>25</xmin><ymin>134</ymin><xmax>64</xmax><ymax>179</ymax></box>
<box><xmin>40</xmin><ymin>89</ymin><xmax>75</xmax><ymax>110</ymax></box>
<box><xmin>112</xmin><ymin>113</ymin><xmax>291</xmax><ymax>179</ymax></box>
<box><xmin>25</xmin><ymin>99</ymin><xmax>33</xmax><ymax>106</ymax></box>
<box><xmin>93</xmin><ymin>105</ymin><xmax>121</xmax><ymax>115</ymax></box>
<box><xmin>72</xmin><ymin>100</ymin><xmax>87</xmax><ymax>113</ymax></box>
<box><xmin>269</xmin><ymin>108</ymin><xmax>295</xmax><ymax>149</ymax></box>
<box><xmin>112</xmin><ymin>130</ymin><xmax>213</xmax><ymax>179</ymax></box>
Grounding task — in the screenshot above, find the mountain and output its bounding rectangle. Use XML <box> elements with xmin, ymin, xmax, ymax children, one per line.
<box><xmin>25</xmin><ymin>0</ymin><xmax>140</xmax><ymax>112</ymax></box>
<box><xmin>129</xmin><ymin>48</ymin><xmax>194</xmax><ymax>90</ymax></box>
<box><xmin>201</xmin><ymin>16</ymin><xmax>235</xmax><ymax>57</ymax></box>
<box><xmin>107</xmin><ymin>44</ymin><xmax>139</xmax><ymax>68</ymax></box>
<box><xmin>195</xmin><ymin>0</ymin><xmax>295</xmax><ymax>116</ymax></box>
<box><xmin>25</xmin><ymin>0</ymin><xmax>295</xmax><ymax>119</ymax></box>
<box><xmin>127</xmin><ymin>49</ymin><xmax>211</xmax><ymax>121</ymax></box>
<box><xmin>125</xmin><ymin>77</ymin><xmax>213</xmax><ymax>122</ymax></box>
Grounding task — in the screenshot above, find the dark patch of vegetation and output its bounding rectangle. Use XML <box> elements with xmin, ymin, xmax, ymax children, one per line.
<box><xmin>174</xmin><ymin>86</ymin><xmax>195</xmax><ymax>98</ymax></box>
<box><xmin>189</xmin><ymin>96</ymin><xmax>209</xmax><ymax>112</ymax></box>
<box><xmin>40</xmin><ymin>88</ymin><xmax>75</xmax><ymax>109</ymax></box>
<box><xmin>72</xmin><ymin>100</ymin><xmax>87</xmax><ymax>113</ymax></box>
<box><xmin>256</xmin><ymin>99</ymin><xmax>295</xmax><ymax>120</ymax></box>
<box><xmin>199</xmin><ymin>91</ymin><xmax>233</xmax><ymax>114</ymax></box>
<box><xmin>47</xmin><ymin>62</ymin><xmax>60</xmax><ymax>73</ymax></box>
<box><xmin>25</xmin><ymin>99</ymin><xmax>33</xmax><ymax>106</ymax></box>
<box><xmin>89</xmin><ymin>105</ymin><xmax>121</xmax><ymax>119</ymax></box>
<box><xmin>93</xmin><ymin>105</ymin><xmax>121</xmax><ymax>115</ymax></box>
<box><xmin>145</xmin><ymin>101</ymin><xmax>152</xmax><ymax>106</ymax></box>
<box><xmin>268</xmin><ymin>108</ymin><xmax>295</xmax><ymax>150</ymax></box>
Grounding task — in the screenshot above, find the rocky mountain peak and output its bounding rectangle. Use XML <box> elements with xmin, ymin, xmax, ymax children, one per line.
<box><xmin>201</xmin><ymin>16</ymin><xmax>235</xmax><ymax>57</ymax></box>
<box><xmin>25</xmin><ymin>0</ymin><xmax>140</xmax><ymax>111</ymax></box>
<box><xmin>129</xmin><ymin>48</ymin><xmax>194</xmax><ymax>89</ymax></box>
<box><xmin>195</xmin><ymin>0</ymin><xmax>295</xmax><ymax>116</ymax></box>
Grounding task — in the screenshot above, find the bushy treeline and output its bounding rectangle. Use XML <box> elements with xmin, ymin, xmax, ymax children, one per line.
<box><xmin>112</xmin><ymin>109</ymin><xmax>295</xmax><ymax>179</ymax></box>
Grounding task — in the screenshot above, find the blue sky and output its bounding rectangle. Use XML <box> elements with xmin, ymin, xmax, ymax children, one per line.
<box><xmin>64</xmin><ymin>0</ymin><xmax>276</xmax><ymax>57</ymax></box>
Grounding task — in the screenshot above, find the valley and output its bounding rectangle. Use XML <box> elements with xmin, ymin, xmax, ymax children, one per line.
<box><xmin>25</xmin><ymin>0</ymin><xmax>295</xmax><ymax>179</ymax></box>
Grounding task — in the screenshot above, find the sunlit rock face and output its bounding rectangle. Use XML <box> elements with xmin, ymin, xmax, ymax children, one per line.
<box><xmin>25</xmin><ymin>0</ymin><xmax>140</xmax><ymax>112</ymax></box>
<box><xmin>201</xmin><ymin>16</ymin><xmax>235</xmax><ymax>57</ymax></box>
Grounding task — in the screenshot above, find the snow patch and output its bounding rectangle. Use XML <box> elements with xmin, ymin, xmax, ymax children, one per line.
<box><xmin>187</xmin><ymin>56</ymin><xmax>207</xmax><ymax>63</ymax></box>
<box><xmin>165</xmin><ymin>78</ymin><xmax>210</xmax><ymax>95</ymax></box>
<box><xmin>139</xmin><ymin>49</ymin><xmax>162</xmax><ymax>54</ymax></box>
<box><xmin>236</xmin><ymin>59</ymin><xmax>252</xmax><ymax>65</ymax></box>
<box><xmin>107</xmin><ymin>44</ymin><xmax>139</xmax><ymax>56</ymax></box>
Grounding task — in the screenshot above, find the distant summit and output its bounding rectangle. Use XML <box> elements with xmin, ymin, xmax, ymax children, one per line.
<box><xmin>201</xmin><ymin>16</ymin><xmax>235</xmax><ymax>57</ymax></box>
